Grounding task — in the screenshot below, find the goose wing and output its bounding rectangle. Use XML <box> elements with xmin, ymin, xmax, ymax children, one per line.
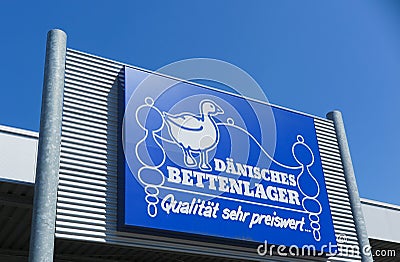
<box><xmin>163</xmin><ymin>112</ymin><xmax>203</xmax><ymax>131</ymax></box>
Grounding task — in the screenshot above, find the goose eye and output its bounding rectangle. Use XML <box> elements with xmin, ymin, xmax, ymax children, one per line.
<box><xmin>210</xmin><ymin>105</ymin><xmax>214</xmax><ymax>108</ymax></box>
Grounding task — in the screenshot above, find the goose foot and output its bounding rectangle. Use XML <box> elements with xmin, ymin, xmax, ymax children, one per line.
<box><xmin>199</xmin><ymin>151</ymin><xmax>212</xmax><ymax>171</ymax></box>
<box><xmin>184</xmin><ymin>151</ymin><xmax>197</xmax><ymax>167</ymax></box>
<box><xmin>200</xmin><ymin>162</ymin><xmax>212</xmax><ymax>172</ymax></box>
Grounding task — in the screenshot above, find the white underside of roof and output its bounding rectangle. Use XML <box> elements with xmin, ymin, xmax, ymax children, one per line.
<box><xmin>0</xmin><ymin>125</ymin><xmax>38</xmax><ymax>184</ymax></box>
<box><xmin>361</xmin><ymin>198</ymin><xmax>400</xmax><ymax>244</ymax></box>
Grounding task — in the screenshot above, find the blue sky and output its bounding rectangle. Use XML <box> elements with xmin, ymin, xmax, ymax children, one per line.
<box><xmin>0</xmin><ymin>1</ymin><xmax>399</xmax><ymax>205</ymax></box>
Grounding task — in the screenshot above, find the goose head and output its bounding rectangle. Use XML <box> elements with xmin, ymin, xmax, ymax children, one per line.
<box><xmin>200</xmin><ymin>100</ymin><xmax>224</xmax><ymax>116</ymax></box>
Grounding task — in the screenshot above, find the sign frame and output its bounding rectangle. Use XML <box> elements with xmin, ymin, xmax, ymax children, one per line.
<box><xmin>118</xmin><ymin>65</ymin><xmax>337</xmax><ymax>253</ymax></box>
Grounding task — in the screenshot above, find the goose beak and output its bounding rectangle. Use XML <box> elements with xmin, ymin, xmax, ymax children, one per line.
<box><xmin>215</xmin><ymin>105</ymin><xmax>224</xmax><ymax>114</ymax></box>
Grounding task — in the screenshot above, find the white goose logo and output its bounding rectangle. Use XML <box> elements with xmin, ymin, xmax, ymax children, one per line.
<box><xmin>163</xmin><ymin>100</ymin><xmax>224</xmax><ymax>171</ymax></box>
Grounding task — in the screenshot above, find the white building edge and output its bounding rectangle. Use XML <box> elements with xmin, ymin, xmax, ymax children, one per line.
<box><xmin>0</xmin><ymin>124</ymin><xmax>398</xmax><ymax>261</ymax></box>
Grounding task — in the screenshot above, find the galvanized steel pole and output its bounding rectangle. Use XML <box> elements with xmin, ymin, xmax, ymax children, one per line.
<box><xmin>327</xmin><ymin>110</ymin><xmax>373</xmax><ymax>262</ymax></box>
<box><xmin>29</xmin><ymin>29</ymin><xmax>67</xmax><ymax>262</ymax></box>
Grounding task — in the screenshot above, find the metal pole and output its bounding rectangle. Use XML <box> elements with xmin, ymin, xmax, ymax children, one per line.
<box><xmin>327</xmin><ymin>110</ymin><xmax>373</xmax><ymax>262</ymax></box>
<box><xmin>29</xmin><ymin>29</ymin><xmax>67</xmax><ymax>262</ymax></box>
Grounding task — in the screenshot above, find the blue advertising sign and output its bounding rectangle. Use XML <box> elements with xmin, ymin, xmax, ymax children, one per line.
<box><xmin>122</xmin><ymin>66</ymin><xmax>337</xmax><ymax>252</ymax></box>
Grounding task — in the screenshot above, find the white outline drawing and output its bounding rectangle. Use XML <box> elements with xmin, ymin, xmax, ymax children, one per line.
<box><xmin>134</xmin><ymin>97</ymin><xmax>166</xmax><ymax>217</ymax></box>
<box><xmin>162</xmin><ymin>99</ymin><xmax>224</xmax><ymax>171</ymax></box>
<box><xmin>216</xmin><ymin>120</ymin><xmax>302</xmax><ymax>170</ymax></box>
<box><xmin>293</xmin><ymin>135</ymin><xmax>322</xmax><ymax>241</ymax></box>
<box><xmin>135</xmin><ymin>97</ymin><xmax>166</xmax><ymax>168</ymax></box>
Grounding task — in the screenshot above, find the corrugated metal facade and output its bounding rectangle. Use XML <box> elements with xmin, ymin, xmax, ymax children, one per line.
<box><xmin>56</xmin><ymin>49</ymin><xmax>361</xmax><ymax>261</ymax></box>
<box><xmin>314</xmin><ymin>119</ymin><xmax>361</xmax><ymax>261</ymax></box>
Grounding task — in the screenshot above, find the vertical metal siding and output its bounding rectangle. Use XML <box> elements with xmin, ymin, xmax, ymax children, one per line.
<box><xmin>57</xmin><ymin>49</ymin><xmax>362</xmax><ymax>261</ymax></box>
<box><xmin>57</xmin><ymin>49</ymin><xmax>122</xmax><ymax>244</ymax></box>
<box><xmin>314</xmin><ymin>119</ymin><xmax>362</xmax><ymax>261</ymax></box>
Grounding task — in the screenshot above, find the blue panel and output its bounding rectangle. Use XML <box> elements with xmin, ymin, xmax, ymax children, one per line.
<box><xmin>122</xmin><ymin>67</ymin><xmax>337</xmax><ymax>253</ymax></box>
